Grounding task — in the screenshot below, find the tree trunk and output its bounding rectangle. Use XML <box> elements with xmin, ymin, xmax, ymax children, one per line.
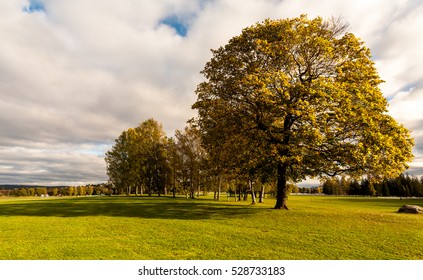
<box><xmin>190</xmin><ymin>178</ymin><xmax>195</xmax><ymax>199</ymax></box>
<box><xmin>238</xmin><ymin>184</ymin><xmax>242</xmax><ymax>201</ymax></box>
<box><xmin>259</xmin><ymin>185</ymin><xmax>265</xmax><ymax>203</ymax></box>
<box><xmin>274</xmin><ymin>163</ymin><xmax>289</xmax><ymax>210</ymax></box>
<box><xmin>249</xmin><ymin>178</ymin><xmax>256</xmax><ymax>205</ymax></box>
<box><xmin>197</xmin><ymin>171</ymin><xmax>201</xmax><ymax>197</ymax></box>
<box><xmin>217</xmin><ymin>176</ymin><xmax>221</xmax><ymax>201</ymax></box>
<box><xmin>147</xmin><ymin>177</ymin><xmax>152</xmax><ymax>196</ymax></box>
<box><xmin>172</xmin><ymin>166</ymin><xmax>176</xmax><ymax>198</ymax></box>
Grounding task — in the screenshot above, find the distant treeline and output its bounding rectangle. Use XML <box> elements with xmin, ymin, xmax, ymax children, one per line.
<box><xmin>2</xmin><ymin>174</ymin><xmax>422</xmax><ymax>198</ymax></box>
<box><xmin>317</xmin><ymin>174</ymin><xmax>423</xmax><ymax>197</ymax></box>
<box><xmin>0</xmin><ymin>183</ymin><xmax>112</xmax><ymax>197</ymax></box>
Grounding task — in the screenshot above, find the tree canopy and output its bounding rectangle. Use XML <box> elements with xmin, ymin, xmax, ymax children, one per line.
<box><xmin>105</xmin><ymin>119</ymin><xmax>168</xmax><ymax>196</ymax></box>
<box><xmin>192</xmin><ymin>15</ymin><xmax>414</xmax><ymax>209</ymax></box>
<box><xmin>105</xmin><ymin>120</ymin><xmax>210</xmax><ymax>198</ymax></box>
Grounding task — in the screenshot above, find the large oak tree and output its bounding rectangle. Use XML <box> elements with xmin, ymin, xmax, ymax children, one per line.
<box><xmin>192</xmin><ymin>15</ymin><xmax>414</xmax><ymax>209</ymax></box>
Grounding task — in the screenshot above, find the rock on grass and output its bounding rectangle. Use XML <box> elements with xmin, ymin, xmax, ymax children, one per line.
<box><xmin>398</xmin><ymin>205</ymin><xmax>423</xmax><ymax>214</ymax></box>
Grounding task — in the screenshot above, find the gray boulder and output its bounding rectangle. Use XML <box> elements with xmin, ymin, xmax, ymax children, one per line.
<box><xmin>398</xmin><ymin>205</ymin><xmax>423</xmax><ymax>214</ymax></box>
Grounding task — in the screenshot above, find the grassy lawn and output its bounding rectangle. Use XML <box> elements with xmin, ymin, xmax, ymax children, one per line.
<box><xmin>0</xmin><ymin>195</ymin><xmax>422</xmax><ymax>260</ymax></box>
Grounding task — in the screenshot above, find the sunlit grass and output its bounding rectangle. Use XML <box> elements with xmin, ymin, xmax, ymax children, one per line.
<box><xmin>0</xmin><ymin>195</ymin><xmax>422</xmax><ymax>260</ymax></box>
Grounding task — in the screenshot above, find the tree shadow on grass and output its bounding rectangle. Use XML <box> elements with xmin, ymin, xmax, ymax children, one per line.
<box><xmin>0</xmin><ymin>196</ymin><xmax>263</xmax><ymax>220</ymax></box>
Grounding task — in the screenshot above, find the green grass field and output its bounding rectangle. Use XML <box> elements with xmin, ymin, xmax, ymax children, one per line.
<box><xmin>0</xmin><ymin>195</ymin><xmax>422</xmax><ymax>260</ymax></box>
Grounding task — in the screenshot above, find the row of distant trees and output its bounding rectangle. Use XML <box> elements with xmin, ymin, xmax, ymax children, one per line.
<box><xmin>2</xmin><ymin>174</ymin><xmax>421</xmax><ymax>199</ymax></box>
<box><xmin>105</xmin><ymin>119</ymin><xmax>204</xmax><ymax>199</ymax></box>
<box><xmin>105</xmin><ymin>119</ymin><xmax>282</xmax><ymax>203</ymax></box>
<box><xmin>0</xmin><ymin>184</ymin><xmax>111</xmax><ymax>197</ymax></box>
<box><xmin>320</xmin><ymin>174</ymin><xmax>423</xmax><ymax>197</ymax></box>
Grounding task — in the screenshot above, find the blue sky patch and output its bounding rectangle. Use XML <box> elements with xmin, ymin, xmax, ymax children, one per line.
<box><xmin>22</xmin><ymin>0</ymin><xmax>46</xmax><ymax>13</ymax></box>
<box><xmin>159</xmin><ymin>15</ymin><xmax>189</xmax><ymax>37</ymax></box>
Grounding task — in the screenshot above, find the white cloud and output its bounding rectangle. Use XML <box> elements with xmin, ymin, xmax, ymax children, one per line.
<box><xmin>0</xmin><ymin>0</ymin><xmax>422</xmax><ymax>185</ymax></box>
<box><xmin>374</xmin><ymin>1</ymin><xmax>423</xmax><ymax>98</ymax></box>
<box><xmin>0</xmin><ymin>145</ymin><xmax>107</xmax><ymax>185</ymax></box>
<box><xmin>389</xmin><ymin>87</ymin><xmax>423</xmax><ymax>125</ymax></box>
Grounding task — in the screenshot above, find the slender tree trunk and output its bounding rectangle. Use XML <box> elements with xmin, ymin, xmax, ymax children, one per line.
<box><xmin>190</xmin><ymin>180</ymin><xmax>195</xmax><ymax>199</ymax></box>
<box><xmin>217</xmin><ymin>176</ymin><xmax>221</xmax><ymax>201</ymax></box>
<box><xmin>249</xmin><ymin>178</ymin><xmax>256</xmax><ymax>205</ymax></box>
<box><xmin>197</xmin><ymin>171</ymin><xmax>201</xmax><ymax>197</ymax></box>
<box><xmin>259</xmin><ymin>185</ymin><xmax>265</xmax><ymax>203</ymax></box>
<box><xmin>163</xmin><ymin>178</ymin><xmax>167</xmax><ymax>196</ymax></box>
<box><xmin>173</xmin><ymin>164</ymin><xmax>176</xmax><ymax>198</ymax></box>
<box><xmin>157</xmin><ymin>175</ymin><xmax>161</xmax><ymax>197</ymax></box>
<box><xmin>274</xmin><ymin>163</ymin><xmax>289</xmax><ymax>210</ymax></box>
<box><xmin>238</xmin><ymin>184</ymin><xmax>242</xmax><ymax>201</ymax></box>
<box><xmin>147</xmin><ymin>177</ymin><xmax>152</xmax><ymax>196</ymax></box>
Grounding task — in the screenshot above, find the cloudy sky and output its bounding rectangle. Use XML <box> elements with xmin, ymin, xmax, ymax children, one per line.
<box><xmin>0</xmin><ymin>0</ymin><xmax>422</xmax><ymax>186</ymax></box>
